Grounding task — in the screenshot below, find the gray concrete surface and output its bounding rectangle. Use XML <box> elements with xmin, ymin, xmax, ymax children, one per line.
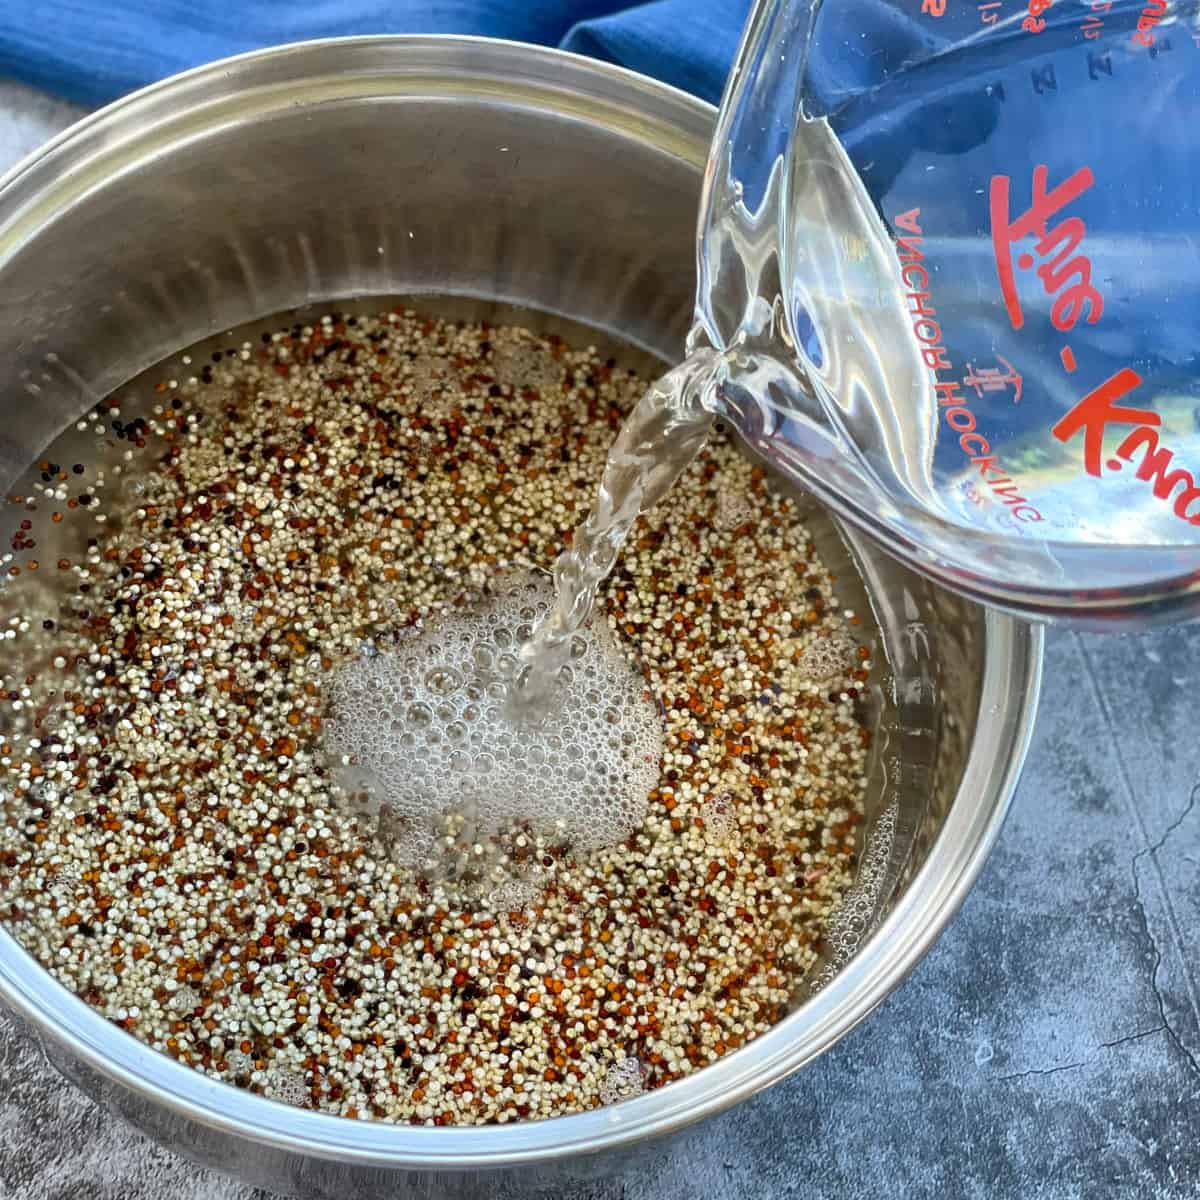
<box><xmin>0</xmin><ymin>82</ymin><xmax>1198</xmax><ymax>1200</ymax></box>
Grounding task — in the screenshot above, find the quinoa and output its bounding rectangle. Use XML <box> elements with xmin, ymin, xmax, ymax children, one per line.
<box><xmin>0</xmin><ymin>307</ymin><xmax>870</xmax><ymax>1125</ymax></box>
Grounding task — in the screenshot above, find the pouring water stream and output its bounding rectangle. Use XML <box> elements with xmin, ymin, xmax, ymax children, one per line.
<box><xmin>512</xmin><ymin>0</ymin><xmax>847</xmax><ymax>711</ymax></box>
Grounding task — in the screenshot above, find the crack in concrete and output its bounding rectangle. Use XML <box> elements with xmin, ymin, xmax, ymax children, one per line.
<box><xmin>1130</xmin><ymin>783</ymin><xmax>1200</xmax><ymax>1079</ymax></box>
<box><xmin>997</xmin><ymin>1025</ymin><xmax>1168</xmax><ymax>1084</ymax></box>
<box><xmin>1099</xmin><ymin>1024</ymin><xmax>1169</xmax><ymax>1051</ymax></box>
<box><xmin>998</xmin><ymin>1061</ymin><xmax>1087</xmax><ymax>1083</ymax></box>
<box><xmin>1073</xmin><ymin>634</ymin><xmax>1200</xmax><ymax>1081</ymax></box>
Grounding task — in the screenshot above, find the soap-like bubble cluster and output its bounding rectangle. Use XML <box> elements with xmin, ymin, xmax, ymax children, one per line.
<box><xmin>715</xmin><ymin>485</ymin><xmax>756</xmax><ymax>531</ymax></box>
<box><xmin>264</xmin><ymin>1064</ymin><xmax>311</xmax><ymax>1108</ymax></box>
<box><xmin>400</xmin><ymin>353</ymin><xmax>456</xmax><ymax>417</ymax></box>
<box><xmin>490</xmin><ymin>339</ymin><xmax>563</xmax><ymax>393</ymax></box>
<box><xmin>487</xmin><ymin>870</ymin><xmax>549</xmax><ymax>914</ymax></box>
<box><xmin>225</xmin><ymin>1048</ymin><xmax>255</xmax><ymax>1076</ymax></box>
<box><xmin>167</xmin><ymin>985</ymin><xmax>201</xmax><ymax>1016</ymax></box>
<box><xmin>324</xmin><ymin>571</ymin><xmax>663</xmax><ymax>868</ymax></box>
<box><xmin>796</xmin><ymin>632</ymin><xmax>854</xmax><ymax>682</ymax></box>
<box><xmin>47</xmin><ymin>863</ymin><xmax>82</xmax><ymax>898</ymax></box>
<box><xmin>810</xmin><ymin>800</ymin><xmax>898</xmax><ymax>994</ymax></box>
<box><xmin>599</xmin><ymin>1055</ymin><xmax>647</xmax><ymax>1105</ymax></box>
<box><xmin>701</xmin><ymin>794</ymin><xmax>739</xmax><ymax>845</ymax></box>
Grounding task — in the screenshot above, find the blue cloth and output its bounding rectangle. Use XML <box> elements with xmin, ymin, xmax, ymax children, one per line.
<box><xmin>0</xmin><ymin>0</ymin><xmax>751</xmax><ymax>108</ymax></box>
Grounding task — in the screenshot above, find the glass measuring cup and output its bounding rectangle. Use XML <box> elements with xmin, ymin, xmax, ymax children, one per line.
<box><xmin>693</xmin><ymin>0</ymin><xmax>1200</xmax><ymax>626</ymax></box>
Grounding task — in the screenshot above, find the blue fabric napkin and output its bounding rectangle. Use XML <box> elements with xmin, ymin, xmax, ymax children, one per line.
<box><xmin>0</xmin><ymin>0</ymin><xmax>751</xmax><ymax>108</ymax></box>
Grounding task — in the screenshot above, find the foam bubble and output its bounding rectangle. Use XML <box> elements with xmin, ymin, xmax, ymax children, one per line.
<box><xmin>263</xmin><ymin>1064</ymin><xmax>310</xmax><ymax>1107</ymax></box>
<box><xmin>400</xmin><ymin>353</ymin><xmax>457</xmax><ymax>418</ymax></box>
<box><xmin>795</xmin><ymin>632</ymin><xmax>854</xmax><ymax>682</ymax></box>
<box><xmin>324</xmin><ymin>570</ymin><xmax>663</xmax><ymax>866</ymax></box>
<box><xmin>167</xmin><ymin>985</ymin><xmax>201</xmax><ymax>1015</ymax></box>
<box><xmin>487</xmin><ymin>871</ymin><xmax>547</xmax><ymax>914</ymax></box>
<box><xmin>599</xmin><ymin>1055</ymin><xmax>646</xmax><ymax>1105</ymax></box>
<box><xmin>701</xmin><ymin>794</ymin><xmax>738</xmax><ymax>845</ymax></box>
<box><xmin>810</xmin><ymin>799</ymin><xmax>898</xmax><ymax>993</ymax></box>
<box><xmin>225</xmin><ymin>1048</ymin><xmax>254</xmax><ymax>1076</ymax></box>
<box><xmin>48</xmin><ymin>863</ymin><xmax>82</xmax><ymax>897</ymax></box>
<box><xmin>715</xmin><ymin>485</ymin><xmax>755</xmax><ymax>531</ymax></box>
<box><xmin>490</xmin><ymin>338</ymin><xmax>563</xmax><ymax>393</ymax></box>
